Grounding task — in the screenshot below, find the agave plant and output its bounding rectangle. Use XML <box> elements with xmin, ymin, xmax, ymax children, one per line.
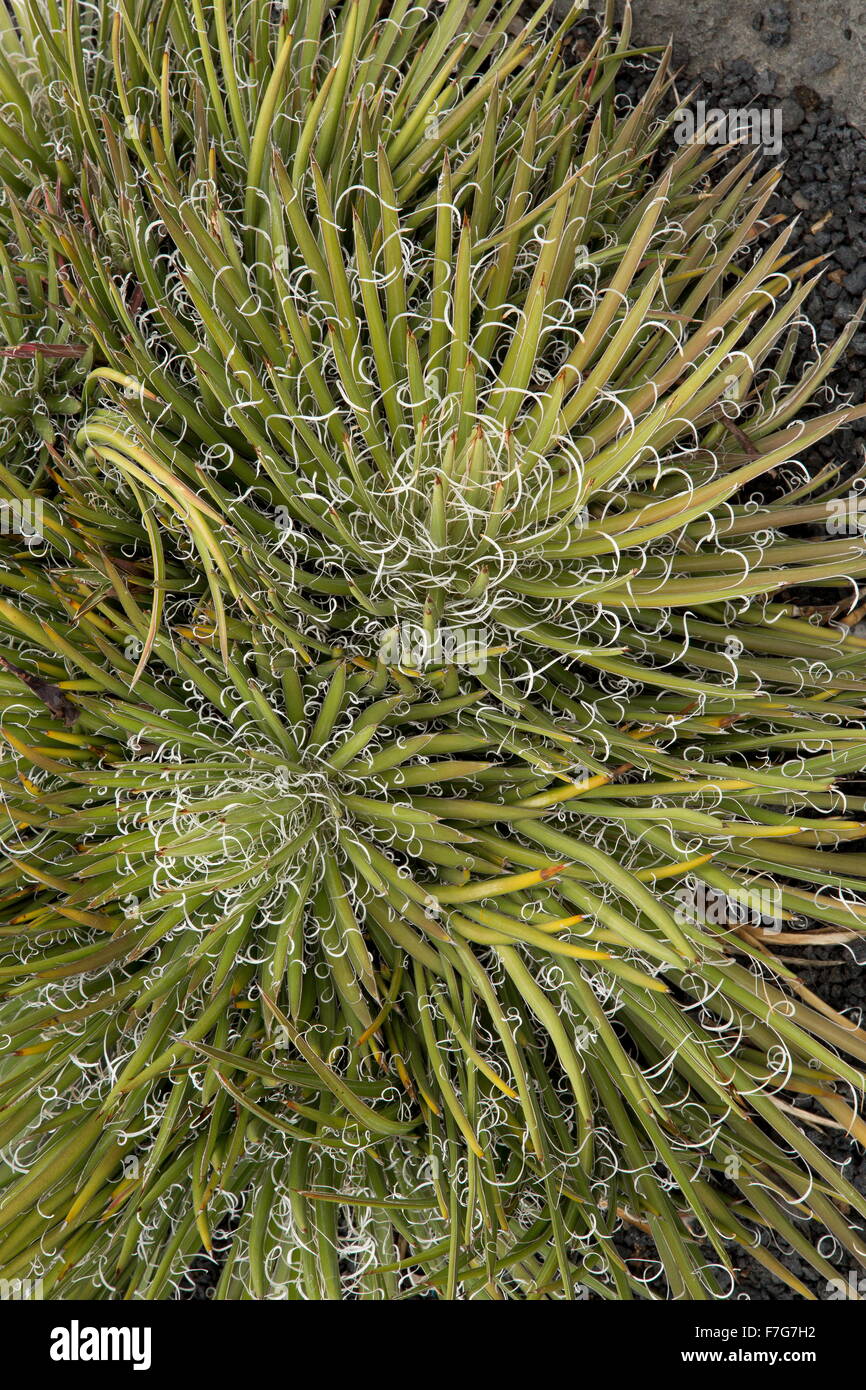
<box><xmin>2</xmin><ymin>0</ymin><xmax>866</xmax><ymax>1300</ymax></box>
<box><xmin>0</xmin><ymin>221</ymin><xmax>89</xmax><ymax>483</ymax></box>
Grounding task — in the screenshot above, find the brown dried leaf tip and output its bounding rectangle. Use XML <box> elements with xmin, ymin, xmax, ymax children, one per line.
<box><xmin>0</xmin><ymin>653</ymin><xmax>79</xmax><ymax>727</ymax></box>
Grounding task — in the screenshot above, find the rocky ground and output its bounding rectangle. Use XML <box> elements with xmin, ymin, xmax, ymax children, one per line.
<box><xmin>567</xmin><ymin>2</ymin><xmax>866</xmax><ymax>136</ymax></box>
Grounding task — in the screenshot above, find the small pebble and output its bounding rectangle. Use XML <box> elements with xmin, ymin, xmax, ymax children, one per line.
<box><xmin>805</xmin><ymin>50</ymin><xmax>841</xmax><ymax>78</ymax></box>
<box><xmin>781</xmin><ymin>97</ymin><xmax>805</xmax><ymax>132</ymax></box>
